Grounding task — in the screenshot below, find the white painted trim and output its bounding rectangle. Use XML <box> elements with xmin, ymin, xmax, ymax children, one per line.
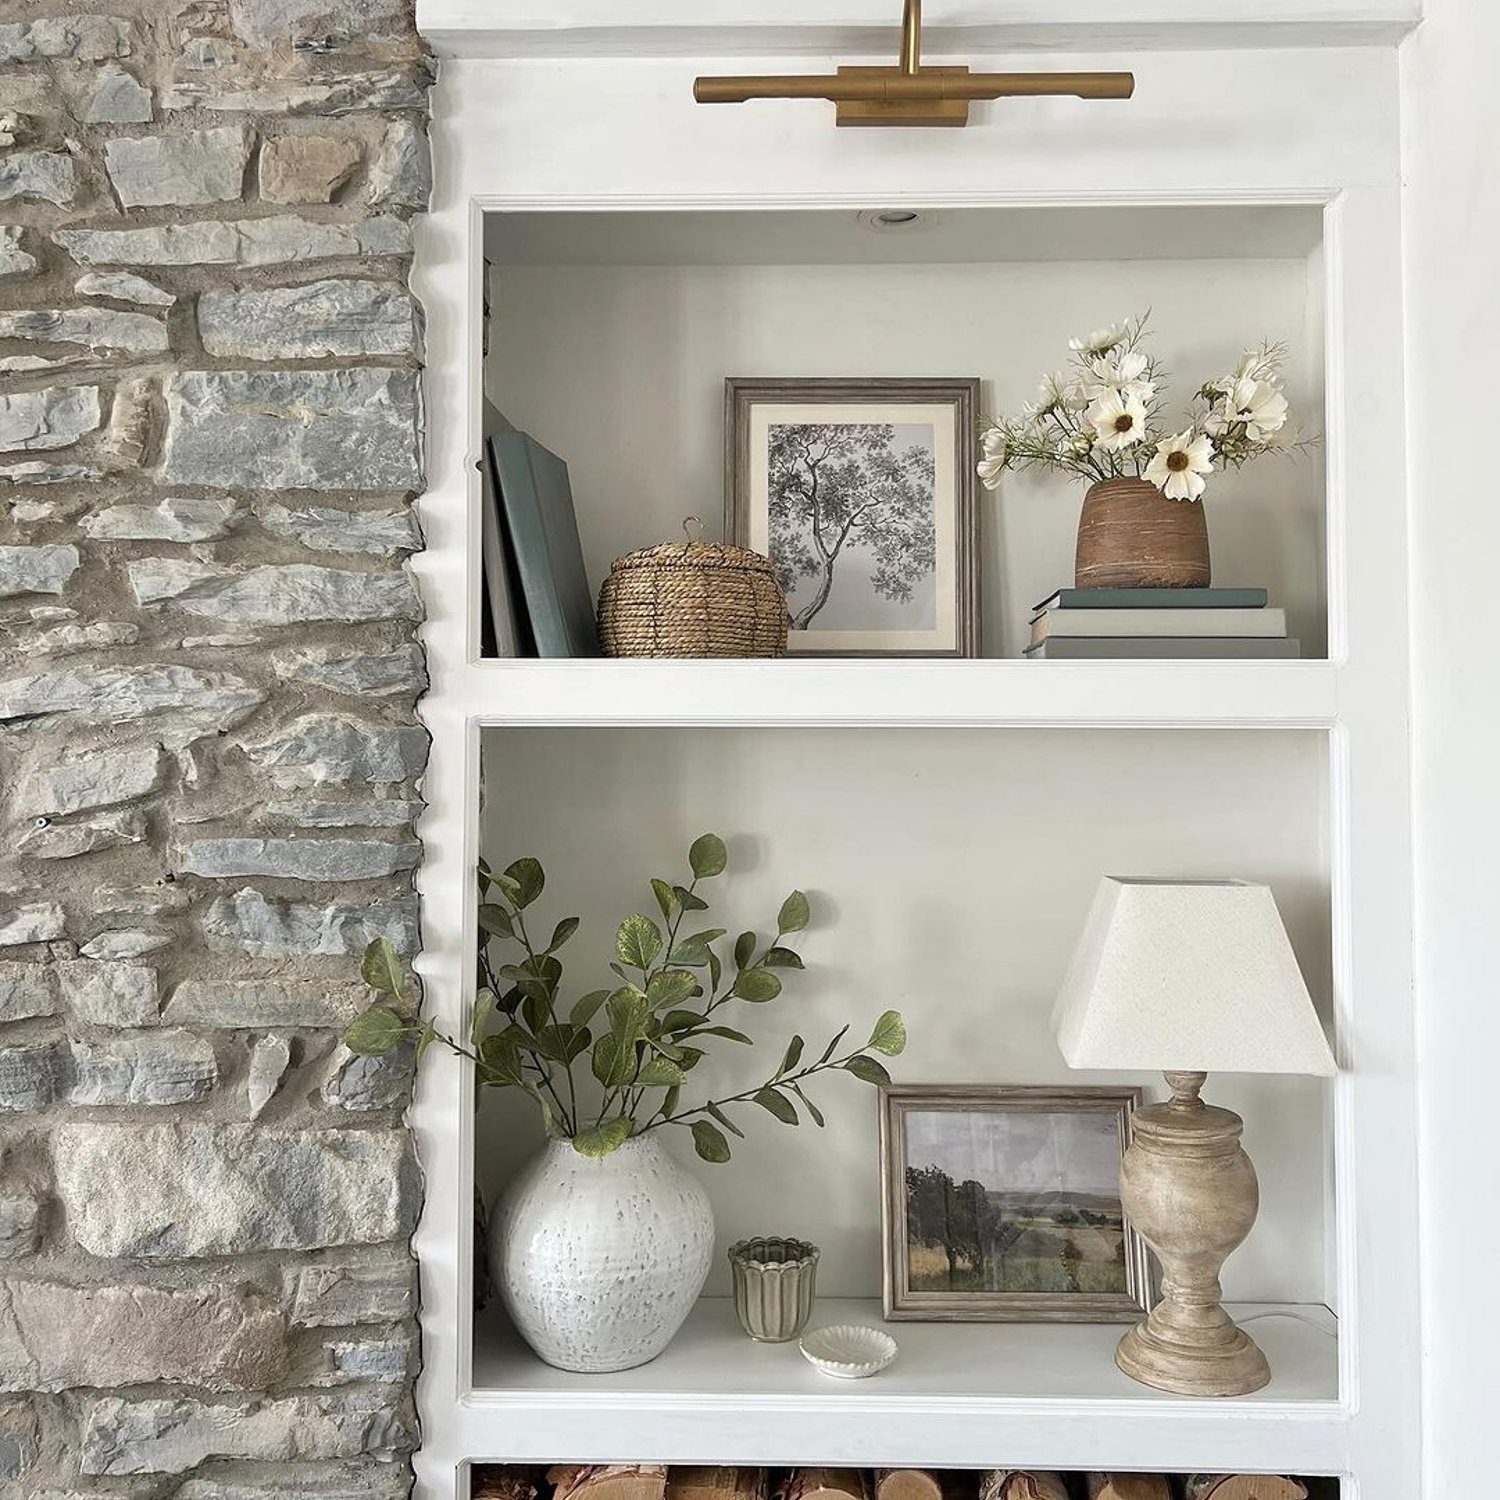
<box><xmin>410</xmin><ymin>47</ymin><xmax>1417</xmax><ymax>1499</ymax></box>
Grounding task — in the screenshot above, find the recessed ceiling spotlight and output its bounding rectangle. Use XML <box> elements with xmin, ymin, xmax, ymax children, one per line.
<box><xmin>858</xmin><ymin>209</ymin><xmax>930</xmax><ymax>232</ymax></box>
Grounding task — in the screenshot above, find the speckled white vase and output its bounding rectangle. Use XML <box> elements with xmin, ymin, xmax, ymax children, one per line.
<box><xmin>490</xmin><ymin>1135</ymin><xmax>715</xmax><ymax>1373</ymax></box>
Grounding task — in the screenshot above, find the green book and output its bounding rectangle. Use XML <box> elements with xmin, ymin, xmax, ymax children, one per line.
<box><xmin>1032</xmin><ymin>586</ymin><xmax>1269</xmax><ymax>615</ymax></box>
<box><xmin>1024</xmin><ymin>636</ymin><xmax>1302</xmax><ymax>659</ymax></box>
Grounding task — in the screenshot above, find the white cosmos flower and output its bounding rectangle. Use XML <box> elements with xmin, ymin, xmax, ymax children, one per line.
<box><xmin>981</xmin><ymin>426</ymin><xmax>1007</xmax><ymax>459</ymax></box>
<box><xmin>1144</xmin><ymin>428</ymin><xmax>1214</xmax><ymax>502</ymax></box>
<box><xmin>1089</xmin><ymin>350</ymin><xmax>1153</xmax><ymax>399</ymax></box>
<box><xmin>977</xmin><ymin>452</ymin><xmax>1006</xmax><ymax>490</ymax></box>
<box><xmin>1086</xmin><ymin>389</ymin><xmax>1149</xmax><ymax>451</ymax></box>
<box><xmin>1235</xmin><ymin>348</ymin><xmax>1280</xmax><ymax>385</ymax></box>
<box><xmin>1069</xmin><ymin>323</ymin><xmax>1127</xmax><ymax>358</ymax></box>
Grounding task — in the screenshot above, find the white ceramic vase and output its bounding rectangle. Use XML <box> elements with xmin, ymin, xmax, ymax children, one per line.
<box><xmin>489</xmin><ymin>1134</ymin><xmax>715</xmax><ymax>1373</ymax></box>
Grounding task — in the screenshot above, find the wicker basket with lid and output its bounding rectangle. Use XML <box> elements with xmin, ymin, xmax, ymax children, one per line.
<box><xmin>597</xmin><ymin>519</ymin><xmax>789</xmax><ymax>658</ymax></box>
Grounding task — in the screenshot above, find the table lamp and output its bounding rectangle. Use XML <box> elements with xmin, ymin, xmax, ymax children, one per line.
<box><xmin>1052</xmin><ymin>877</ymin><xmax>1335</xmax><ymax>1397</ymax></box>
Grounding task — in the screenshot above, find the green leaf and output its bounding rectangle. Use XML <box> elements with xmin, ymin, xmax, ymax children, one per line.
<box><xmin>762</xmin><ymin>945</ymin><xmax>805</xmax><ymax>969</ymax></box>
<box><xmin>546</xmin><ymin>916</ymin><xmax>580</xmax><ymax>953</ymax></box>
<box><xmin>571</xmin><ymin>989</ymin><xmax>610</xmax><ymax>1027</ymax></box>
<box><xmin>651</xmin><ymin>878</ymin><xmax>677</xmax><ymax>922</ymax></box>
<box><xmin>694</xmin><ymin>1025</ymin><xmax>753</xmax><ymax>1045</ymax></box>
<box><xmin>733</xmin><ymin>931</ymin><xmax>757</xmax><ymax>969</ymax></box>
<box><xmin>503</xmin><ymin>857</ymin><xmax>545</xmax><ymax>908</ymax></box>
<box><xmin>753</xmin><ymin>1087</ymin><xmax>798</xmax><ymax>1125</ymax></box>
<box><xmin>816</xmin><ymin>1023</ymin><xmax>850</xmax><ymax>1066</ymax></box>
<box><xmin>591</xmin><ymin>1033</ymin><xmax>635</xmax><ymax>1089</ymax></box>
<box><xmin>345</xmin><ymin>1005</ymin><xmax>407</xmax><ymax>1056</ymax></box>
<box><xmin>659</xmin><ymin>1008</ymin><xmax>706</xmax><ymax>1036</ymax></box>
<box><xmin>845</xmin><ymin>1053</ymin><xmax>892</xmax><ymax>1087</ymax></box>
<box><xmin>733</xmin><ymin>969</ymin><xmax>782</xmax><ymax>1004</ymax></box>
<box><xmin>707</xmin><ymin>1102</ymin><xmax>745</xmax><ymax>1138</ymax></box>
<box><xmin>669</xmin><ymin>927</ymin><xmax>726</xmax><ymax>966</ymax></box>
<box><xmin>689</xmin><ymin>833</ymin><xmax>728</xmax><ymax>879</ymax></box>
<box><xmin>477</xmin><ymin>904</ymin><xmax>514</xmax><ymax>941</ymax></box>
<box><xmin>673</xmin><ymin>886</ymin><xmax>709</xmax><ymax>912</ymax></box>
<box><xmin>415</xmin><ymin>1021</ymin><xmax>440</xmax><ymax>1060</ymax></box>
<box><xmin>777</xmin><ymin>890</ymin><xmax>811</xmax><ymax>934</ymax></box>
<box><xmin>662</xmin><ymin>1083</ymin><xmax>681</xmax><ymax>1116</ymax></box>
<box><xmin>867</xmin><ymin>1009</ymin><xmax>907</xmax><ymax>1057</ymax></box>
<box><xmin>690</xmin><ymin>1118</ymin><xmax>732</xmax><ymax>1163</ymax></box>
<box><xmin>778</xmin><ymin>1035</ymin><xmax>805</xmax><ymax>1075</ymax></box>
<box><xmin>676</xmin><ymin>1045</ymin><xmax>705</xmax><ymax>1071</ymax></box>
<box><xmin>606</xmin><ymin>985</ymin><xmax>650</xmax><ymax>1041</ymax></box>
<box><xmin>636</xmin><ymin>1056</ymin><xmax>686</xmax><ymax>1087</ymax></box>
<box><xmin>646</xmin><ymin>969</ymin><xmax>697</xmax><ymax>1011</ymax></box>
<box><xmin>532</xmin><ymin>1023</ymin><xmax>586</xmax><ymax>1065</ymax></box>
<box><xmin>360</xmin><ymin>938</ymin><xmax>406</xmax><ymax>1001</ymax></box>
<box><xmin>791</xmin><ymin>1081</ymin><xmax>826</xmax><ymax>1127</ymax></box>
<box><xmin>616</xmin><ymin>913</ymin><xmax>663</xmax><ymax>971</ymax></box>
<box><xmin>479</xmin><ymin>1031</ymin><xmax>525</xmax><ymax>1087</ymax></box>
<box><xmin>470</xmin><ymin>988</ymin><xmax>497</xmax><ymax>1048</ymax></box>
<box><xmin>495</xmin><ymin>874</ymin><xmax>522</xmax><ymax>905</ymax></box>
<box><xmin>573</xmin><ymin>1118</ymin><xmax>632</xmax><ymax>1157</ymax></box>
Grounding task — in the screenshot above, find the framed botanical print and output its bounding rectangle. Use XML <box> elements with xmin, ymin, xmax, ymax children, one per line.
<box><xmin>879</xmin><ymin>1084</ymin><xmax>1155</xmax><ymax>1322</ymax></box>
<box><xmin>724</xmin><ymin>378</ymin><xmax>981</xmax><ymax>657</ymax></box>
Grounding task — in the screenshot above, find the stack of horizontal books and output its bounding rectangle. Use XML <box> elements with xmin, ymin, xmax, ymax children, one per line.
<box><xmin>1024</xmin><ymin>587</ymin><xmax>1300</xmax><ymax>659</ymax></box>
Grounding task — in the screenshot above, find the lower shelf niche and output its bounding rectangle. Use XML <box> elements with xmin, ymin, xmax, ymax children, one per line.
<box><xmin>469</xmin><ymin>1464</ymin><xmax>1337</xmax><ymax>1500</ymax></box>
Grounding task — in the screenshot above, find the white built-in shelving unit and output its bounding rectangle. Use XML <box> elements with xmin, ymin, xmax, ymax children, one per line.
<box><xmin>410</xmin><ymin>4</ymin><xmax>1419</xmax><ymax>1495</ymax></box>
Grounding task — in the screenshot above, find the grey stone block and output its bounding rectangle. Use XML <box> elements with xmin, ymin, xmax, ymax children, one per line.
<box><xmin>273</xmin><ymin>643</ymin><xmax>426</xmax><ymax>698</ymax></box>
<box><xmin>259</xmin><ymin>133</ymin><xmax>362</xmax><ymax>203</ymax></box>
<box><xmin>263</xmin><ymin>799</ymin><xmax>421</xmax><ymax>829</ymax></box>
<box><xmin>161</xmin><ymin>70</ymin><xmax>428</xmax><ymax>115</ymax></box>
<box><xmin>16</xmin><ymin>742</ymin><xmax>165</xmax><ymax>817</ymax></box>
<box><xmin>0</xmin><ymin>665</ymin><xmax>265</xmax><ymax>728</ymax></box>
<box><xmin>74</xmin><ymin>271</ymin><xmax>173</xmax><ymax>306</ymax></box>
<box><xmin>128</xmin><ymin>559</ymin><xmax>421</xmax><ymax>626</ymax></box>
<box><xmin>323</xmin><ymin>1042</ymin><xmax>413</xmax><ymax>1111</ymax></box>
<box><xmin>0</xmin><ymin>544</ymin><xmax>79</xmax><ymax>597</ymax></box>
<box><xmin>67</xmin><ymin>1032</ymin><xmax>217</xmax><ymax>1106</ymax></box>
<box><xmin>0</xmin><ymin>1044</ymin><xmax>62</xmax><ymax>1111</ymax></box>
<box><xmin>57</xmin><ymin>962</ymin><xmax>159</xmax><ymax>1026</ymax></box>
<box><xmin>199</xmin><ymin>279</ymin><xmax>420</xmax><ymax>359</ymax></box>
<box><xmin>0</xmin><ymin>1194</ymin><xmax>41</xmax><ymax>1259</ymax></box>
<box><xmin>0</xmin><ymin>902</ymin><xmax>65</xmax><ymax>947</ymax></box>
<box><xmin>18</xmin><ymin>807</ymin><xmax>147</xmax><ymax>860</ymax></box>
<box><xmin>0</xmin><ymin>387</ymin><xmax>100</xmax><ymax>452</ymax></box>
<box><xmin>246</xmin><ymin>1035</ymin><xmax>291</xmax><ymax>1118</ymax></box>
<box><xmin>367</xmin><ymin>118</ymin><xmax>430</xmax><ymax>210</ymax></box>
<box><xmin>105</xmin><ymin>126</ymin><xmax>252</xmax><ymax>208</ymax></box>
<box><xmin>0</xmin><ymin>227</ymin><xmax>36</xmax><ymax>278</ymax></box>
<box><xmin>163</xmin><ymin>977</ymin><xmax>369</xmax><ymax>1029</ymax></box>
<box><xmin>0</xmin><ymin>150</ymin><xmax>75</xmax><ymax>207</ymax></box>
<box><xmin>81</xmin><ymin>1391</ymin><xmax>414</xmax><ymax>1475</ymax></box>
<box><xmin>78</xmin><ymin>930</ymin><xmax>171</xmax><ymax>961</ymax></box>
<box><xmin>262</xmin><ymin>501</ymin><xmax>421</xmax><ymax>556</ymax></box>
<box><xmin>0</xmin><ymin>15</ymin><xmax>132</xmax><ymax>62</ymax></box>
<box><xmin>241</xmin><ymin>713</ymin><xmax>428</xmax><ymax>787</ymax></box>
<box><xmin>178</xmin><ymin>838</ymin><xmax>420</xmax><ymax>881</ymax></box>
<box><xmin>286</xmin><ymin>1261</ymin><xmax>416</xmax><ymax>1328</ymax></box>
<box><xmin>83</xmin><ymin>496</ymin><xmax>237</xmax><ymax>541</ymax></box>
<box><xmin>54</xmin><ymin>1123</ymin><xmax>420</xmax><ymax>1257</ymax></box>
<box><xmin>199</xmin><ymin>888</ymin><xmax>420</xmax><ymax>958</ymax></box>
<box><xmin>160</xmin><ymin>369</ymin><xmax>421</xmax><ymax>492</ymax></box>
<box><xmin>55</xmin><ymin>214</ymin><xmax>410</xmax><ymax>267</ymax></box>
<box><xmin>0</xmin><ymin>308</ymin><xmax>168</xmax><ymax>353</ymax></box>
<box><xmin>0</xmin><ymin>1281</ymin><xmax>285</xmax><ymax>1393</ymax></box>
<box><xmin>84</xmin><ymin>62</ymin><xmax>152</xmax><ymax>123</ymax></box>
<box><xmin>0</xmin><ymin>963</ymin><xmax>56</xmax><ymax>1021</ymax></box>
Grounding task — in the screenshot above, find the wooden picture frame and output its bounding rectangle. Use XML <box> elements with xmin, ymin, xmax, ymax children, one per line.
<box><xmin>724</xmin><ymin>377</ymin><xmax>981</xmax><ymax>657</ymax></box>
<box><xmin>879</xmin><ymin>1084</ymin><xmax>1155</xmax><ymax>1322</ymax></box>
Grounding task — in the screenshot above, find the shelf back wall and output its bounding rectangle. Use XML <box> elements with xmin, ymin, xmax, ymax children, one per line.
<box><xmin>476</xmin><ymin>725</ymin><xmax>1334</xmax><ymax>1307</ymax></box>
<box><xmin>485</xmin><ymin>237</ymin><xmax>1327</xmax><ymax>657</ymax></box>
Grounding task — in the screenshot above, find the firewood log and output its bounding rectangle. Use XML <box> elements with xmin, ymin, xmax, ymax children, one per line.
<box><xmin>977</xmin><ymin>1473</ymin><xmax>1070</xmax><ymax>1500</ymax></box>
<box><xmin>473</xmin><ymin>1470</ymin><xmax>539</xmax><ymax>1500</ymax></box>
<box><xmin>1086</xmin><ymin>1477</ymin><xmax>1172</xmax><ymax>1500</ymax></box>
<box><xmin>669</xmin><ymin>1471</ymin><xmax>771</xmax><ymax>1500</ymax></box>
<box><xmin>875</xmin><ymin>1472</ymin><xmax>946</xmax><ymax>1500</ymax></box>
<box><xmin>779</xmin><ymin>1470</ymin><xmax>870</xmax><ymax>1500</ymax></box>
<box><xmin>1184</xmin><ymin>1479</ymin><xmax>1309</xmax><ymax>1500</ymax></box>
<box><xmin>547</xmin><ymin>1466</ymin><xmax>669</xmax><ymax>1500</ymax></box>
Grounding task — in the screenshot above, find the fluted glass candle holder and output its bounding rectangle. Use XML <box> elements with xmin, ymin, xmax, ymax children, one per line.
<box><xmin>727</xmin><ymin>1236</ymin><xmax>820</xmax><ymax>1342</ymax></box>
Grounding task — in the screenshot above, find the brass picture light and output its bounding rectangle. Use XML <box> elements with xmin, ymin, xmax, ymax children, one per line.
<box><xmin>693</xmin><ymin>0</ymin><xmax>1134</xmax><ymax>128</ymax></box>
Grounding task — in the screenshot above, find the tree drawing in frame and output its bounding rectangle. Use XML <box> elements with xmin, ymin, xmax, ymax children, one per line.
<box><xmin>766</xmin><ymin>422</ymin><xmax>937</xmax><ymax>632</ymax></box>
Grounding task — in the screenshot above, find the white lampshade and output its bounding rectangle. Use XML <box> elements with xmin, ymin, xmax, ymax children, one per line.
<box><xmin>1052</xmin><ymin>877</ymin><xmax>1336</xmax><ymax>1076</ymax></box>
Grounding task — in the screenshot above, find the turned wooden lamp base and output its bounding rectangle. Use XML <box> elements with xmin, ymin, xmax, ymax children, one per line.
<box><xmin>1116</xmin><ymin>1070</ymin><xmax>1271</xmax><ymax>1398</ymax></box>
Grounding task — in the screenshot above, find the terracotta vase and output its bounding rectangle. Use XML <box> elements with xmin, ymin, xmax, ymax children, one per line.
<box><xmin>1074</xmin><ymin>476</ymin><xmax>1210</xmax><ymax>590</ymax></box>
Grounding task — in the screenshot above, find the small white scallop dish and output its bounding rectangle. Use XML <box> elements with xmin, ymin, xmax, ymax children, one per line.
<box><xmin>798</xmin><ymin>1323</ymin><xmax>899</xmax><ymax>1379</ymax></box>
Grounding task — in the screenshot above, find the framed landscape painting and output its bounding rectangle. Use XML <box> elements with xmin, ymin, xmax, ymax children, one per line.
<box><xmin>879</xmin><ymin>1084</ymin><xmax>1154</xmax><ymax>1322</ymax></box>
<box><xmin>724</xmin><ymin>378</ymin><xmax>981</xmax><ymax>657</ymax></box>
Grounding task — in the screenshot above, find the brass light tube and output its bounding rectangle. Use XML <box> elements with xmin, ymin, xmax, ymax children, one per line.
<box><xmin>693</xmin><ymin>0</ymin><xmax>1135</xmax><ymax>127</ymax></box>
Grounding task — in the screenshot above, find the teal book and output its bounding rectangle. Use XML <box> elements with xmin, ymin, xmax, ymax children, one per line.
<box><xmin>488</xmin><ymin>432</ymin><xmax>600</xmax><ymax>659</ymax></box>
<box><xmin>1032</xmin><ymin>586</ymin><xmax>1269</xmax><ymax>615</ymax></box>
<box><xmin>1024</xmin><ymin>637</ymin><xmax>1302</xmax><ymax>659</ymax></box>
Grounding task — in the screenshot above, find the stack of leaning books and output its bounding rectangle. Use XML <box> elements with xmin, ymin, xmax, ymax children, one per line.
<box><xmin>1024</xmin><ymin>587</ymin><xmax>1300</xmax><ymax>659</ymax></box>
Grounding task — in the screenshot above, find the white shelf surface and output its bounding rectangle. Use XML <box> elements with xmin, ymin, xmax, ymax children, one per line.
<box><xmin>457</xmin><ymin>659</ymin><xmax>1339</xmax><ymax>729</ymax></box>
<box><xmin>464</xmin><ymin>1298</ymin><xmax>1344</xmax><ymax>1472</ymax></box>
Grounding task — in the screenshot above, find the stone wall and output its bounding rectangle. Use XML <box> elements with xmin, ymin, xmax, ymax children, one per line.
<box><xmin>0</xmin><ymin>0</ymin><xmax>431</xmax><ymax>1493</ymax></box>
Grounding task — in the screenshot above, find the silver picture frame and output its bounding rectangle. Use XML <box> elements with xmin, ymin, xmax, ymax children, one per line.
<box><xmin>724</xmin><ymin>377</ymin><xmax>981</xmax><ymax>658</ymax></box>
<box><xmin>879</xmin><ymin>1083</ymin><xmax>1156</xmax><ymax>1322</ymax></box>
